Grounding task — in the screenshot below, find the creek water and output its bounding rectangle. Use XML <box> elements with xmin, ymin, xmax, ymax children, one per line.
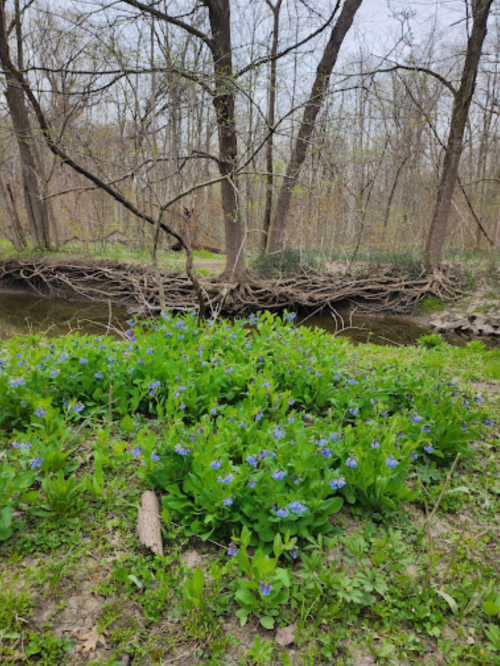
<box><xmin>0</xmin><ymin>291</ymin><xmax>435</xmax><ymax>346</ymax></box>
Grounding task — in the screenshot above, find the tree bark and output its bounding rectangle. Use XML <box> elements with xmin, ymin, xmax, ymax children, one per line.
<box><xmin>423</xmin><ymin>0</ymin><xmax>494</xmax><ymax>270</ymax></box>
<box><xmin>260</xmin><ymin>0</ymin><xmax>283</xmax><ymax>255</ymax></box>
<box><xmin>0</xmin><ymin>171</ymin><xmax>25</xmax><ymax>249</ymax></box>
<box><xmin>0</xmin><ymin>0</ymin><xmax>51</xmax><ymax>249</ymax></box>
<box><xmin>267</xmin><ymin>0</ymin><xmax>363</xmax><ymax>254</ymax></box>
<box><xmin>203</xmin><ymin>0</ymin><xmax>246</xmax><ymax>279</ymax></box>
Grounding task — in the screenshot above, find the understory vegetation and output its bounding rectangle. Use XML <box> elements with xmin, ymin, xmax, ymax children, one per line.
<box><xmin>1</xmin><ymin>313</ymin><xmax>500</xmax><ymax>665</ymax></box>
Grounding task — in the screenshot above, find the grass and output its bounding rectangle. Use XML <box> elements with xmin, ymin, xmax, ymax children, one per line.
<box><xmin>0</xmin><ymin>313</ymin><xmax>499</xmax><ymax>664</ymax></box>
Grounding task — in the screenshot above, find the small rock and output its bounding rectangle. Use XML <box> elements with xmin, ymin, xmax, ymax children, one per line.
<box><xmin>478</xmin><ymin>324</ymin><xmax>495</xmax><ymax>335</ymax></box>
<box><xmin>180</xmin><ymin>550</ymin><xmax>204</xmax><ymax>569</ymax></box>
<box><xmin>454</xmin><ymin>318</ymin><xmax>471</xmax><ymax>330</ymax></box>
<box><xmin>442</xmin><ymin>625</ymin><xmax>456</xmax><ymax>641</ymax></box>
<box><xmin>406</xmin><ymin>564</ymin><xmax>419</xmax><ymax>580</ymax></box>
<box><xmin>275</xmin><ymin>622</ymin><xmax>298</xmax><ymax>647</ymax></box>
<box><xmin>350</xmin><ymin>647</ymin><xmax>377</xmax><ymax>665</ymax></box>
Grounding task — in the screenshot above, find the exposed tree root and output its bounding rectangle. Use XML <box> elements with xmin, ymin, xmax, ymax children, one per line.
<box><xmin>0</xmin><ymin>259</ymin><xmax>464</xmax><ymax>317</ymax></box>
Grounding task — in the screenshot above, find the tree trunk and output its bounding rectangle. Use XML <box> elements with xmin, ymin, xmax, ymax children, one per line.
<box><xmin>0</xmin><ymin>0</ymin><xmax>51</xmax><ymax>249</ymax></box>
<box><xmin>423</xmin><ymin>0</ymin><xmax>494</xmax><ymax>270</ymax></box>
<box><xmin>204</xmin><ymin>0</ymin><xmax>246</xmax><ymax>280</ymax></box>
<box><xmin>0</xmin><ymin>171</ymin><xmax>25</xmax><ymax>249</ymax></box>
<box><xmin>261</xmin><ymin>0</ymin><xmax>283</xmax><ymax>255</ymax></box>
<box><xmin>267</xmin><ymin>0</ymin><xmax>363</xmax><ymax>254</ymax></box>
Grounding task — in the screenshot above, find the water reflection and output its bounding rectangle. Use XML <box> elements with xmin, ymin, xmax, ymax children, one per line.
<box><xmin>0</xmin><ymin>292</ymin><xmax>128</xmax><ymax>339</ymax></box>
<box><xmin>0</xmin><ymin>292</ymin><xmax>495</xmax><ymax>348</ymax></box>
<box><xmin>299</xmin><ymin>313</ymin><xmax>432</xmax><ymax>346</ymax></box>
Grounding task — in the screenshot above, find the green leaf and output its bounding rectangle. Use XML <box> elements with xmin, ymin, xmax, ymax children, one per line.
<box><xmin>121</xmin><ymin>415</ymin><xmax>134</xmax><ymax>433</ymax></box>
<box><xmin>235</xmin><ymin>608</ymin><xmax>249</xmax><ymax>626</ymax></box>
<box><xmin>235</xmin><ymin>587</ymin><xmax>257</xmax><ymax>610</ymax></box>
<box><xmin>436</xmin><ymin>589</ymin><xmax>458</xmax><ymax>614</ymax></box>
<box><xmin>483</xmin><ymin>601</ymin><xmax>500</xmax><ymax>617</ymax></box>
<box><xmin>0</xmin><ymin>506</ymin><xmax>13</xmax><ymax>541</ymax></box>
<box><xmin>260</xmin><ymin>615</ymin><xmax>275</xmax><ymax>629</ymax></box>
<box><xmin>128</xmin><ymin>574</ymin><xmax>143</xmax><ymax>589</ymax></box>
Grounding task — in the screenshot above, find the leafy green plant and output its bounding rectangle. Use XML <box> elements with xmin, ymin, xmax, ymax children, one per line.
<box><xmin>234</xmin><ymin>527</ymin><xmax>294</xmax><ymax>628</ymax></box>
<box><xmin>241</xmin><ymin>635</ymin><xmax>275</xmax><ymax>664</ymax></box>
<box><xmin>0</xmin><ymin>573</ymin><xmax>33</xmax><ymax>631</ymax></box>
<box><xmin>33</xmin><ymin>471</ymin><xmax>85</xmax><ymax>517</ymax></box>
<box><xmin>0</xmin><ymin>460</ymin><xmax>38</xmax><ymax>541</ymax></box>
<box><xmin>417</xmin><ymin>333</ymin><xmax>447</xmax><ymax>349</ymax></box>
<box><xmin>183</xmin><ymin>567</ymin><xmax>206</xmax><ymax>612</ymax></box>
<box><xmin>25</xmin><ymin>630</ymin><xmax>73</xmax><ymax>665</ymax></box>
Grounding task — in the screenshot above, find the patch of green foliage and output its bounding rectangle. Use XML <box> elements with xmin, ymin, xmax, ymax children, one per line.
<box><xmin>251</xmin><ymin>248</ymin><xmax>326</xmax><ymax>277</ymax></box>
<box><xmin>419</xmin><ymin>296</ymin><xmax>446</xmax><ymax>314</ymax></box>
<box><xmin>0</xmin><ymin>311</ymin><xmax>499</xmax><ymax>664</ymax></box>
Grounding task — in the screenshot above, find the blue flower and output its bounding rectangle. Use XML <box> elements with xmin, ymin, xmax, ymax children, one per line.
<box><xmin>272</xmin><ymin>470</ymin><xmax>286</xmax><ymax>481</ymax></box>
<box><xmin>386</xmin><ymin>455</ymin><xmax>399</xmax><ymax>469</ymax></box>
<box><xmin>259</xmin><ymin>580</ymin><xmax>272</xmax><ymax>596</ymax></box>
<box><xmin>371</xmin><ymin>440</ymin><xmax>380</xmax><ymax>449</ymax></box>
<box><xmin>210</xmin><ymin>459</ymin><xmax>222</xmax><ymax>470</ymax></box>
<box><xmin>34</xmin><ymin>407</ymin><xmax>47</xmax><ymax>417</ymax></box>
<box><xmin>288</xmin><ymin>501</ymin><xmax>306</xmax><ymax>514</ymax></box>
<box><xmin>288</xmin><ymin>398</ymin><xmax>295</xmax><ymax>406</ymax></box>
<box><xmin>421</xmin><ymin>425</ymin><xmax>431</xmax><ymax>433</ymax></box>
<box><xmin>485</xmin><ymin>419</ymin><xmax>495</xmax><ymax>426</ymax></box>
<box><xmin>227</xmin><ymin>543</ymin><xmax>238</xmax><ymax>556</ymax></box>
<box><xmin>460</xmin><ymin>423</ymin><xmax>468</xmax><ymax>430</ymax></box>
<box><xmin>410</xmin><ymin>451</ymin><xmax>418</xmax><ymax>460</ymax></box>
<box><xmin>349</xmin><ymin>407</ymin><xmax>359</xmax><ymax>415</ymax></box>
<box><xmin>330</xmin><ymin>476</ymin><xmax>346</xmax><ymax>490</ymax></box>
<box><xmin>73</xmin><ymin>403</ymin><xmax>84</xmax><ymax>413</ymax></box>
<box><xmin>10</xmin><ymin>378</ymin><xmax>26</xmax><ymax>387</ymax></box>
<box><xmin>346</xmin><ymin>456</ymin><xmax>357</xmax><ymax>469</ymax></box>
<box><xmin>290</xmin><ymin>548</ymin><xmax>299</xmax><ymax>559</ymax></box>
<box><xmin>131</xmin><ymin>447</ymin><xmax>142</xmax><ymax>456</ymax></box>
<box><xmin>255</xmin><ymin>411</ymin><xmax>264</xmax><ymax>421</ymax></box>
<box><xmin>248</xmin><ymin>479</ymin><xmax>257</xmax><ymax>488</ymax></box>
<box><xmin>175</xmin><ymin>444</ymin><xmax>191</xmax><ymax>456</ymax></box>
<box><xmin>246</xmin><ymin>455</ymin><xmax>258</xmax><ymax>467</ymax></box>
<box><xmin>346</xmin><ymin>378</ymin><xmax>358</xmax><ymax>386</ymax></box>
<box><xmin>49</xmin><ymin>369</ymin><xmax>60</xmax><ymax>377</ymax></box>
<box><xmin>276</xmin><ymin>507</ymin><xmax>289</xmax><ymax>518</ymax></box>
<box><xmin>424</xmin><ymin>444</ymin><xmax>433</xmax><ymax>453</ymax></box>
<box><xmin>148</xmin><ymin>381</ymin><xmax>161</xmax><ymax>390</ymax></box>
<box><xmin>31</xmin><ymin>457</ymin><xmax>43</xmax><ymax>469</ymax></box>
<box><xmin>412</xmin><ymin>414</ymin><xmax>423</xmax><ymax>423</ymax></box>
<box><xmin>151</xmin><ymin>451</ymin><xmax>160</xmax><ymax>461</ymax></box>
<box><xmin>320</xmin><ymin>448</ymin><xmax>332</xmax><ymax>458</ymax></box>
<box><xmin>218</xmin><ymin>474</ymin><xmax>234</xmax><ymax>485</ymax></box>
<box><xmin>223</xmin><ymin>497</ymin><xmax>233</xmax><ymax>506</ymax></box>
<box><xmin>79</xmin><ymin>358</ymin><xmax>88</xmax><ymax>364</ymax></box>
<box><xmin>330</xmin><ymin>432</ymin><xmax>340</xmax><ymax>442</ymax></box>
<box><xmin>95</xmin><ymin>372</ymin><xmax>103</xmax><ymax>379</ymax></box>
<box><xmin>475</xmin><ymin>396</ymin><xmax>482</xmax><ymax>404</ymax></box>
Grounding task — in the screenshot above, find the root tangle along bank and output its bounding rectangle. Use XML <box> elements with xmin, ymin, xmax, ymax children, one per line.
<box><xmin>0</xmin><ymin>258</ymin><xmax>464</xmax><ymax>317</ymax></box>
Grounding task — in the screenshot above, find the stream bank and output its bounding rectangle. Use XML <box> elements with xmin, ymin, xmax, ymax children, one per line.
<box><xmin>0</xmin><ymin>256</ymin><xmax>462</xmax><ymax>317</ymax></box>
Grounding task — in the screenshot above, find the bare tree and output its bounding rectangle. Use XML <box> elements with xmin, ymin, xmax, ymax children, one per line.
<box><xmin>423</xmin><ymin>0</ymin><xmax>495</xmax><ymax>270</ymax></box>
<box><xmin>267</xmin><ymin>0</ymin><xmax>363</xmax><ymax>254</ymax></box>
<box><xmin>0</xmin><ymin>0</ymin><xmax>51</xmax><ymax>248</ymax></box>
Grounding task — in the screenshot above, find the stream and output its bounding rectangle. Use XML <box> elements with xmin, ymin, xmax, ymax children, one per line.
<box><xmin>0</xmin><ymin>291</ymin><xmax>439</xmax><ymax>346</ymax></box>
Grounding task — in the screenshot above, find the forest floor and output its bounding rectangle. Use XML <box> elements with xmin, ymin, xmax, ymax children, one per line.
<box><xmin>1</xmin><ymin>313</ymin><xmax>500</xmax><ymax>665</ymax></box>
